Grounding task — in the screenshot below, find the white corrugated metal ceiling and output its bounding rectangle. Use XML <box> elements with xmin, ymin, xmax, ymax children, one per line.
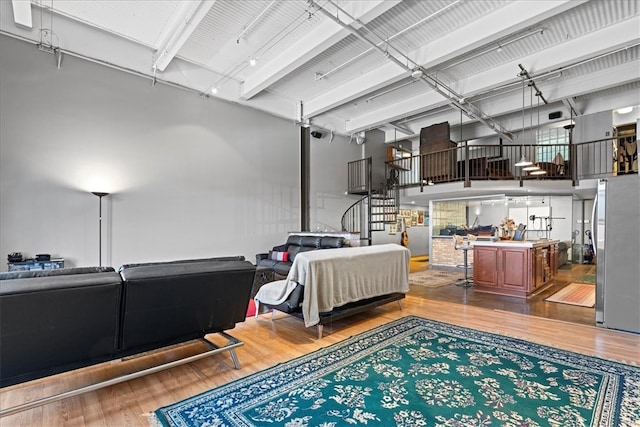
<box><xmin>1</xmin><ymin>0</ymin><xmax>638</xmax><ymax>142</ymax></box>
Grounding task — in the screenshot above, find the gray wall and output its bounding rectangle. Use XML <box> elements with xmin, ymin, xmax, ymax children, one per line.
<box><xmin>309</xmin><ymin>134</ymin><xmax>362</xmax><ymax>232</ymax></box>
<box><xmin>0</xmin><ymin>36</ymin><xmax>353</xmax><ymax>269</ymax></box>
<box><xmin>574</xmin><ymin>111</ymin><xmax>614</xmax><ymax>176</ymax></box>
<box><xmin>363</xmin><ymin>129</ymin><xmax>388</xmax><ymax>189</ymax></box>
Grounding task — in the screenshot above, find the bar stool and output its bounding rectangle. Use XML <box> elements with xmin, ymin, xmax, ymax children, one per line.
<box><xmin>452</xmin><ymin>235</ymin><xmax>473</xmax><ymax>287</ymax></box>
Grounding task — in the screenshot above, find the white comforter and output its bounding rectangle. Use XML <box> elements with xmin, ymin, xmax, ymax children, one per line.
<box><xmin>256</xmin><ymin>244</ymin><xmax>410</xmax><ymax>327</ymax></box>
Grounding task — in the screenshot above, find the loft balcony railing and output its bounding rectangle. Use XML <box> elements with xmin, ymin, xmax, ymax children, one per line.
<box><xmin>382</xmin><ymin>136</ymin><xmax>636</xmax><ymax>189</ymax></box>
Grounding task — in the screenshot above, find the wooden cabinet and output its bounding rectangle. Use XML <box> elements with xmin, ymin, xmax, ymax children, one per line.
<box><xmin>473</xmin><ymin>246</ymin><xmax>498</xmax><ymax>287</ymax></box>
<box><xmin>499</xmin><ymin>247</ymin><xmax>530</xmax><ymax>291</ymax></box>
<box><xmin>473</xmin><ymin>241</ymin><xmax>558</xmax><ymax>298</ymax></box>
<box><xmin>420</xmin><ymin>122</ymin><xmax>457</xmax><ymax>182</ymax></box>
<box><xmin>550</xmin><ymin>243</ymin><xmax>558</xmax><ymax>276</ymax></box>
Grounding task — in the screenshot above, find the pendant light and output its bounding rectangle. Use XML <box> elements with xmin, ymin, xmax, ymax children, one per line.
<box><xmin>516</xmin><ymin>154</ymin><xmax>533</xmax><ymax>166</ymax></box>
<box><xmin>515</xmin><ymin>156</ymin><xmax>533</xmax><ymax>167</ymax></box>
<box><xmin>515</xmin><ymin>73</ymin><xmax>533</xmax><ymax>167</ymax></box>
<box><xmin>527</xmin><ymin>88</ymin><xmax>546</xmax><ymax>175</ymax></box>
<box><xmin>530</xmin><ymin>168</ymin><xmax>547</xmax><ymax>175</ymax></box>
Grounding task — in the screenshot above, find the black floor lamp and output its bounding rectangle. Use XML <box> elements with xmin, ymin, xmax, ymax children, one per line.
<box><xmin>91</xmin><ymin>191</ymin><xmax>109</xmax><ymax>266</ymax></box>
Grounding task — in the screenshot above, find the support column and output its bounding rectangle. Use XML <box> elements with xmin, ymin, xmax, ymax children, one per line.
<box><xmin>301</xmin><ymin>127</ymin><xmax>310</xmax><ymax>231</ymax></box>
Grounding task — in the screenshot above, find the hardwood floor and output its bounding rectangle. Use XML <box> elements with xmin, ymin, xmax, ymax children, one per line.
<box><xmin>409</xmin><ymin>258</ymin><xmax>597</xmax><ymax>326</ymax></box>
<box><xmin>1</xmin><ymin>264</ymin><xmax>637</xmax><ymax>426</ymax></box>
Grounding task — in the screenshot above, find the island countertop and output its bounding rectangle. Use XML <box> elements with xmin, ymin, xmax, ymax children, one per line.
<box><xmin>471</xmin><ymin>239</ymin><xmax>559</xmax><ymax>248</ymax></box>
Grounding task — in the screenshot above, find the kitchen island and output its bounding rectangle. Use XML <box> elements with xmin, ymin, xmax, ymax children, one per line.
<box><xmin>472</xmin><ymin>240</ymin><xmax>559</xmax><ymax>298</ymax></box>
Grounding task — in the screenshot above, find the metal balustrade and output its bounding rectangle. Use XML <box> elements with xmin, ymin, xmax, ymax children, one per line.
<box><xmin>380</xmin><ymin>138</ymin><xmax>635</xmax><ymax>189</ymax></box>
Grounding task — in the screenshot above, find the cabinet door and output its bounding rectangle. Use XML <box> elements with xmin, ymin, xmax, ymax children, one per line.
<box><xmin>473</xmin><ymin>247</ymin><xmax>498</xmax><ymax>287</ymax></box>
<box><xmin>533</xmin><ymin>248</ymin><xmax>544</xmax><ymax>288</ymax></box>
<box><xmin>499</xmin><ymin>248</ymin><xmax>529</xmax><ymax>290</ymax></box>
<box><xmin>550</xmin><ymin>244</ymin><xmax>559</xmax><ymax>276</ymax></box>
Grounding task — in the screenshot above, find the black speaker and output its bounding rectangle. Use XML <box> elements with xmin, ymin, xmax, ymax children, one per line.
<box><xmin>310</xmin><ymin>131</ymin><xmax>323</xmax><ymax>138</ymax></box>
<box><xmin>548</xmin><ymin>111</ymin><xmax>562</xmax><ymax>120</ymax></box>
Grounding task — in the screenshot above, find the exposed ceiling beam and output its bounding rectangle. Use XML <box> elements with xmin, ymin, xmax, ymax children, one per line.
<box><xmin>152</xmin><ymin>0</ymin><xmax>216</xmax><ymax>72</ymax></box>
<box><xmin>304</xmin><ymin>0</ymin><xmax>584</xmax><ymax>119</ymax></box>
<box><xmin>11</xmin><ymin>0</ymin><xmax>31</xmax><ymax>29</ymax></box>
<box><xmin>240</xmin><ymin>0</ymin><xmax>399</xmax><ymax>100</ymax></box>
<box><xmin>343</xmin><ymin>17</ymin><xmax>640</xmax><ymax>134</ymax></box>
<box><xmin>386</xmin><ymin>122</ymin><xmax>413</xmax><ymax>136</ymax></box>
<box><xmin>562</xmin><ymin>97</ymin><xmax>582</xmax><ymax>116</ymax></box>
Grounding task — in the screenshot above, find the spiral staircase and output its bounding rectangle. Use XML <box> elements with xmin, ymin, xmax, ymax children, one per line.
<box><xmin>341</xmin><ymin>157</ymin><xmax>399</xmax><ymax>246</ymax></box>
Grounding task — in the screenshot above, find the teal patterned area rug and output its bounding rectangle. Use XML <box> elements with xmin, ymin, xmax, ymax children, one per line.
<box><xmin>153</xmin><ymin>316</ymin><xmax>639</xmax><ymax>427</ymax></box>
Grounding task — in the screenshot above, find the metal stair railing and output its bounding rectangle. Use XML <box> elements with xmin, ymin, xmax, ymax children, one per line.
<box><xmin>342</xmin><ymin>159</ymin><xmax>400</xmax><ymax>245</ymax></box>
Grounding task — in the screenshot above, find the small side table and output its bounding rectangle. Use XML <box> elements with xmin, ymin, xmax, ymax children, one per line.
<box><xmin>251</xmin><ymin>266</ymin><xmax>276</xmax><ymax>299</ymax></box>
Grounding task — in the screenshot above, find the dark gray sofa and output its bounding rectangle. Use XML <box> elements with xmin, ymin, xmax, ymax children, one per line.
<box><xmin>0</xmin><ymin>257</ymin><xmax>255</xmax><ymax>388</ymax></box>
<box><xmin>256</xmin><ymin>235</ymin><xmax>347</xmax><ymax>279</ymax></box>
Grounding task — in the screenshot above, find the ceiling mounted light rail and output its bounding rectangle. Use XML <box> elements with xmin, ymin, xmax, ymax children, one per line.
<box><xmin>439</xmin><ymin>28</ymin><xmax>545</xmax><ymax>72</ymax></box>
<box><xmin>236</xmin><ymin>0</ymin><xmax>277</xmax><ymax>43</ymax></box>
<box><xmin>308</xmin><ymin>0</ymin><xmax>513</xmax><ymax>141</ymax></box>
<box><xmin>315</xmin><ymin>0</ymin><xmax>462</xmax><ymax>81</ymax></box>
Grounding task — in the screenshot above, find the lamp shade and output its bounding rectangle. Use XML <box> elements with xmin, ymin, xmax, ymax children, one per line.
<box><xmin>514</xmin><ymin>155</ymin><xmax>533</xmax><ymax>167</ymax></box>
<box><xmin>530</xmin><ymin>168</ymin><xmax>547</xmax><ymax>175</ymax></box>
<box><xmin>522</xmin><ymin>164</ymin><xmax>540</xmax><ymax>171</ymax></box>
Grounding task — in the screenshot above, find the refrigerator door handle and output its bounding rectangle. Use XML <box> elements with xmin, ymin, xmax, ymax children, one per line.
<box><xmin>591</xmin><ymin>193</ymin><xmax>597</xmax><ymax>244</ymax></box>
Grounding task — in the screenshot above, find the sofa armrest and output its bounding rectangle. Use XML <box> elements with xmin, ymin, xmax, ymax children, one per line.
<box><xmin>256</xmin><ymin>253</ymin><xmax>269</xmax><ymax>264</ymax></box>
<box><xmin>272</xmin><ymin>243</ymin><xmax>288</xmax><ymax>252</ymax></box>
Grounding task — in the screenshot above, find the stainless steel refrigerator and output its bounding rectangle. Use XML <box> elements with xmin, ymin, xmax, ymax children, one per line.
<box><xmin>594</xmin><ymin>175</ymin><xmax>640</xmax><ymax>334</ymax></box>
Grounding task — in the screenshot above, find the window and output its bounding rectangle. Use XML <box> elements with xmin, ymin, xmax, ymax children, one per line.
<box><xmin>536</xmin><ymin>127</ymin><xmax>569</xmax><ymax>163</ymax></box>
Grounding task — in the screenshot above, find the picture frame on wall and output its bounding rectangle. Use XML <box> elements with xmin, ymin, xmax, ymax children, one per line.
<box><xmin>417</xmin><ymin>210</ymin><xmax>424</xmax><ymax>226</ymax></box>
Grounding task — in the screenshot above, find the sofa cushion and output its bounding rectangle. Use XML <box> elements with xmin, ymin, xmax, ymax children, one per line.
<box><xmin>287</xmin><ymin>245</ymin><xmax>318</xmax><ymax>262</ymax></box>
<box><xmin>272</xmin><ymin>262</ymin><xmax>292</xmax><ymax>277</ymax></box>
<box><xmin>285</xmin><ymin>235</ymin><xmax>304</xmax><ymax>246</ymax></box>
<box><xmin>319</xmin><ymin>237</ymin><xmax>345</xmax><ymax>248</ymax></box>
